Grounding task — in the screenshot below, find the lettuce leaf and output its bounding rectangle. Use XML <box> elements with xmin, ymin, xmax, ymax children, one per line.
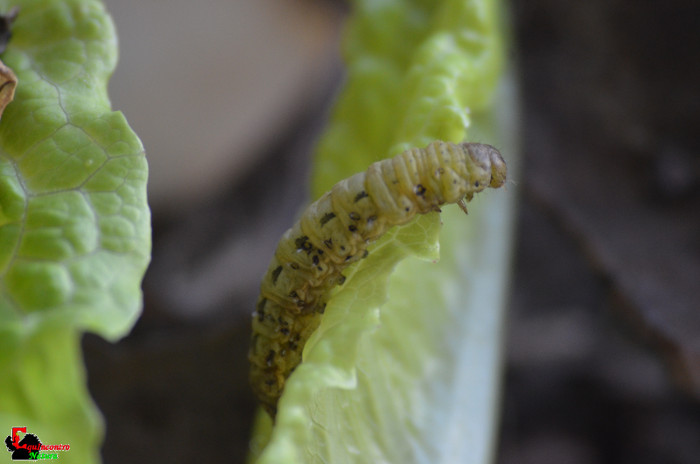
<box><xmin>0</xmin><ymin>1</ymin><xmax>150</xmax><ymax>462</ymax></box>
<box><xmin>250</xmin><ymin>0</ymin><xmax>517</xmax><ymax>462</ymax></box>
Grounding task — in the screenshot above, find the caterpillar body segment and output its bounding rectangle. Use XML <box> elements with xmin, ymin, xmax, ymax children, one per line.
<box><xmin>249</xmin><ymin>140</ymin><xmax>507</xmax><ymax>417</ymax></box>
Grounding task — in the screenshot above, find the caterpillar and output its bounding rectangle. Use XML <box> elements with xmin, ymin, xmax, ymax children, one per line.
<box><xmin>249</xmin><ymin>140</ymin><xmax>507</xmax><ymax>417</ymax></box>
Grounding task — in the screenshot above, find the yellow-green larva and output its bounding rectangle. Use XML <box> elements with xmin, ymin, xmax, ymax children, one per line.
<box><xmin>249</xmin><ymin>140</ymin><xmax>507</xmax><ymax>417</ymax></box>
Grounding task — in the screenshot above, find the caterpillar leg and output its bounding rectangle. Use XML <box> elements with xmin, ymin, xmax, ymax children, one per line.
<box><xmin>457</xmin><ymin>199</ymin><xmax>469</xmax><ymax>215</ymax></box>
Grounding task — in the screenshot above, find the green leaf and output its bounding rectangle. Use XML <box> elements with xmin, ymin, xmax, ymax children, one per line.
<box><xmin>250</xmin><ymin>0</ymin><xmax>517</xmax><ymax>463</ymax></box>
<box><xmin>0</xmin><ymin>1</ymin><xmax>150</xmax><ymax>462</ymax></box>
<box><xmin>0</xmin><ymin>326</ymin><xmax>103</xmax><ymax>463</ymax></box>
<box><xmin>0</xmin><ymin>0</ymin><xmax>149</xmax><ymax>338</ymax></box>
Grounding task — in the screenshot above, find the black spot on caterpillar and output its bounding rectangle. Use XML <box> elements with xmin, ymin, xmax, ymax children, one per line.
<box><xmin>249</xmin><ymin>140</ymin><xmax>507</xmax><ymax>417</ymax></box>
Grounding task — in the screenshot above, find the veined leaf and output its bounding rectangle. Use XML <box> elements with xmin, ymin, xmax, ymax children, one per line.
<box><xmin>0</xmin><ymin>1</ymin><xmax>150</xmax><ymax>462</ymax></box>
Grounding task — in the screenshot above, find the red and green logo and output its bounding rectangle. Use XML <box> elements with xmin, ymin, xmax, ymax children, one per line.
<box><xmin>4</xmin><ymin>427</ymin><xmax>70</xmax><ymax>460</ymax></box>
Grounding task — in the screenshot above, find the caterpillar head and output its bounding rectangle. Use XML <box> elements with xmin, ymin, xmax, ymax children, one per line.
<box><xmin>462</xmin><ymin>143</ymin><xmax>507</xmax><ymax>189</ymax></box>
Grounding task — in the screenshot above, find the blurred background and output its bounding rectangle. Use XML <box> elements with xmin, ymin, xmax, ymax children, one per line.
<box><xmin>83</xmin><ymin>0</ymin><xmax>700</xmax><ymax>462</ymax></box>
